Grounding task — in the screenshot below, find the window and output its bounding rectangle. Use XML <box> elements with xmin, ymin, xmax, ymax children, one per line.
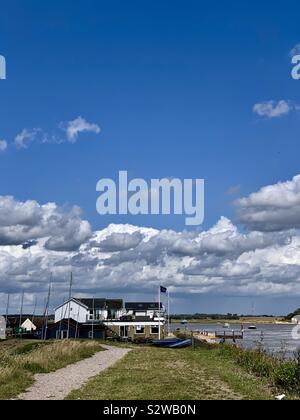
<box><xmin>151</xmin><ymin>326</ymin><xmax>159</xmax><ymax>335</ymax></box>
<box><xmin>136</xmin><ymin>326</ymin><xmax>145</xmax><ymax>334</ymax></box>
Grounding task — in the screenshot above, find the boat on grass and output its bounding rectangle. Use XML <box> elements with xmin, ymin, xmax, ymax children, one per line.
<box><xmin>152</xmin><ymin>338</ymin><xmax>181</xmax><ymax>347</ymax></box>
<box><xmin>152</xmin><ymin>338</ymin><xmax>192</xmax><ymax>348</ymax></box>
<box><xmin>168</xmin><ymin>339</ymin><xmax>192</xmax><ymax>348</ymax></box>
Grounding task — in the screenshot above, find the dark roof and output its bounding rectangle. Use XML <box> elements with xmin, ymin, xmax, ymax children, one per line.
<box><xmin>5</xmin><ymin>315</ymin><xmax>53</xmax><ymax>328</ymax></box>
<box><xmin>50</xmin><ymin>319</ymin><xmax>105</xmax><ymax>330</ymax></box>
<box><xmin>125</xmin><ymin>302</ymin><xmax>162</xmax><ymax>311</ymax></box>
<box><xmin>76</xmin><ymin>298</ymin><xmax>123</xmax><ymax>310</ymax></box>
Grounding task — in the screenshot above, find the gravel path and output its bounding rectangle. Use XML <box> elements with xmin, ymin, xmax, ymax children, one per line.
<box><xmin>17</xmin><ymin>345</ymin><xmax>130</xmax><ymax>400</ymax></box>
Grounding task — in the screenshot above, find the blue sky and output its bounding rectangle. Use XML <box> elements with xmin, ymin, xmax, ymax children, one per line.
<box><xmin>0</xmin><ymin>0</ymin><xmax>299</xmax><ymax>230</ymax></box>
<box><xmin>1</xmin><ymin>1</ymin><xmax>300</xmax><ymax>314</ymax></box>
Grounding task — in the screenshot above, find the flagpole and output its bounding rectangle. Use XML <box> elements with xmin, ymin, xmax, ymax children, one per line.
<box><xmin>158</xmin><ymin>286</ymin><xmax>161</xmax><ymax>340</ymax></box>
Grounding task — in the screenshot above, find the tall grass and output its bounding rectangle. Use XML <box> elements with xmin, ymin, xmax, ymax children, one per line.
<box><xmin>0</xmin><ymin>340</ymin><xmax>103</xmax><ymax>399</ymax></box>
<box><xmin>218</xmin><ymin>344</ymin><xmax>300</xmax><ymax>395</ymax></box>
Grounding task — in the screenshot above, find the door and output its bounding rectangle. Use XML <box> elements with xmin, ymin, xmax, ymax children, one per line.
<box><xmin>120</xmin><ymin>325</ymin><xmax>129</xmax><ymax>338</ymax></box>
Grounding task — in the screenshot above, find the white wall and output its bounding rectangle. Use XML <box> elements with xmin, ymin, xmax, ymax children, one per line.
<box><xmin>55</xmin><ymin>301</ymin><xmax>138</xmax><ymax>324</ymax></box>
<box><xmin>21</xmin><ymin>319</ymin><xmax>37</xmax><ymax>332</ymax></box>
<box><xmin>55</xmin><ymin>301</ymin><xmax>88</xmax><ymax>323</ymax></box>
<box><xmin>0</xmin><ymin>316</ymin><xmax>6</xmax><ymax>340</ymax></box>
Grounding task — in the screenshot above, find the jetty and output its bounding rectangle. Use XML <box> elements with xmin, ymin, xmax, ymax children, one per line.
<box><xmin>191</xmin><ymin>330</ymin><xmax>244</xmax><ymax>344</ymax></box>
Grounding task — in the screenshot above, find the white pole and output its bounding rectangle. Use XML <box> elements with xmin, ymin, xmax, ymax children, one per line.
<box><xmin>92</xmin><ymin>297</ymin><xmax>95</xmax><ymax>340</ymax></box>
<box><xmin>67</xmin><ymin>272</ymin><xmax>73</xmax><ymax>339</ymax></box>
<box><xmin>19</xmin><ymin>291</ymin><xmax>24</xmax><ymax>338</ymax></box>
<box><xmin>158</xmin><ymin>287</ymin><xmax>161</xmax><ymax>340</ymax></box>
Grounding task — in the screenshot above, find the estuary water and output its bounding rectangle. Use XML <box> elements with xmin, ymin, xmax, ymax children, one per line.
<box><xmin>171</xmin><ymin>322</ymin><xmax>300</xmax><ymax>358</ymax></box>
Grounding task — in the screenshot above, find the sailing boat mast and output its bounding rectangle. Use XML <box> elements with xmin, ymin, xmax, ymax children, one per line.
<box><xmin>67</xmin><ymin>272</ymin><xmax>73</xmax><ymax>339</ymax></box>
<box><xmin>19</xmin><ymin>291</ymin><xmax>24</xmax><ymax>337</ymax></box>
<box><xmin>43</xmin><ymin>276</ymin><xmax>52</xmax><ymax>340</ymax></box>
<box><xmin>5</xmin><ymin>293</ymin><xmax>10</xmax><ymax>326</ymax></box>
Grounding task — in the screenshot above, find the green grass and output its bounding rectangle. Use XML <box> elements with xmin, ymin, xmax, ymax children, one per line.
<box><xmin>66</xmin><ymin>345</ymin><xmax>275</xmax><ymax>400</ymax></box>
<box><xmin>0</xmin><ymin>339</ymin><xmax>104</xmax><ymax>400</ymax></box>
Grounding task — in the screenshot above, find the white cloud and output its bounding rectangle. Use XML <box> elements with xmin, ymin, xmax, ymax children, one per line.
<box><xmin>14</xmin><ymin>128</ymin><xmax>40</xmax><ymax>149</ymax></box>
<box><xmin>62</xmin><ymin>116</ymin><xmax>101</xmax><ymax>143</ymax></box>
<box><xmin>0</xmin><ymin>196</ymin><xmax>91</xmax><ymax>250</ymax></box>
<box><xmin>14</xmin><ymin>117</ymin><xmax>101</xmax><ymax>150</ymax></box>
<box><xmin>0</xmin><ymin>140</ymin><xmax>7</xmax><ymax>152</ymax></box>
<box><xmin>5</xmin><ymin>176</ymin><xmax>300</xmax><ymax>312</ymax></box>
<box><xmin>236</xmin><ymin>174</ymin><xmax>300</xmax><ymax>231</ymax></box>
<box><xmin>253</xmin><ymin>100</ymin><xmax>293</xmax><ymax>118</ymax></box>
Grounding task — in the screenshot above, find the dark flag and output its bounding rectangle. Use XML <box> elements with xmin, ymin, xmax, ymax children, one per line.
<box><xmin>160</xmin><ymin>286</ymin><xmax>167</xmax><ymax>293</ymax></box>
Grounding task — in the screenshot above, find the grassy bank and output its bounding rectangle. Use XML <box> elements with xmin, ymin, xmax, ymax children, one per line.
<box><xmin>218</xmin><ymin>345</ymin><xmax>300</xmax><ymax>396</ymax></box>
<box><xmin>66</xmin><ymin>345</ymin><xmax>275</xmax><ymax>400</ymax></box>
<box><xmin>0</xmin><ymin>339</ymin><xmax>103</xmax><ymax>400</ymax></box>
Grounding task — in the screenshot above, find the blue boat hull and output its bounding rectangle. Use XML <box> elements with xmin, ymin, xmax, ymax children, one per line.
<box><xmin>152</xmin><ymin>338</ymin><xmax>192</xmax><ymax>348</ymax></box>
<box><xmin>169</xmin><ymin>339</ymin><xmax>192</xmax><ymax>348</ymax></box>
<box><xmin>152</xmin><ymin>338</ymin><xmax>181</xmax><ymax>347</ymax></box>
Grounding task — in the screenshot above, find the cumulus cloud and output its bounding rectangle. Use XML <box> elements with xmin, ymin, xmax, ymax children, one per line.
<box><xmin>91</xmin><ymin>231</ymin><xmax>144</xmax><ymax>252</ymax></box>
<box><xmin>4</xmin><ymin>176</ymin><xmax>300</xmax><ymax>312</ymax></box>
<box><xmin>62</xmin><ymin>116</ymin><xmax>101</xmax><ymax>143</ymax></box>
<box><xmin>0</xmin><ymin>140</ymin><xmax>7</xmax><ymax>152</ymax></box>
<box><xmin>1</xmin><ymin>214</ymin><xmax>299</xmax><ymax>312</ymax></box>
<box><xmin>236</xmin><ymin>174</ymin><xmax>300</xmax><ymax>232</ymax></box>
<box><xmin>0</xmin><ymin>196</ymin><xmax>91</xmax><ymax>250</ymax></box>
<box><xmin>253</xmin><ymin>100</ymin><xmax>293</xmax><ymax>118</ymax></box>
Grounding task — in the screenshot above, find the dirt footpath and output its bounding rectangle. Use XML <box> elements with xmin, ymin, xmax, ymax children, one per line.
<box><xmin>17</xmin><ymin>345</ymin><xmax>130</xmax><ymax>400</ymax></box>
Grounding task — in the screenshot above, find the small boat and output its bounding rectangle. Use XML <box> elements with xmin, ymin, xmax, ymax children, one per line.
<box><xmin>152</xmin><ymin>338</ymin><xmax>181</xmax><ymax>347</ymax></box>
<box><xmin>248</xmin><ymin>325</ymin><xmax>257</xmax><ymax>330</ymax></box>
<box><xmin>181</xmin><ymin>319</ymin><xmax>188</xmax><ymax>325</ymax></box>
<box><xmin>223</xmin><ymin>323</ymin><xmax>230</xmax><ymax>329</ymax></box>
<box><xmin>168</xmin><ymin>339</ymin><xmax>192</xmax><ymax>349</ymax></box>
<box><xmin>152</xmin><ymin>338</ymin><xmax>192</xmax><ymax>348</ymax></box>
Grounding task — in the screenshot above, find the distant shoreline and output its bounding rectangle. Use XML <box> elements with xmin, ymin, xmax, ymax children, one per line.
<box><xmin>170</xmin><ymin>317</ymin><xmax>290</xmax><ymax>325</ymax></box>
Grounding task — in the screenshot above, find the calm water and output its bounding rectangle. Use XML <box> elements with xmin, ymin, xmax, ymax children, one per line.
<box><xmin>171</xmin><ymin>323</ymin><xmax>300</xmax><ymax>358</ymax></box>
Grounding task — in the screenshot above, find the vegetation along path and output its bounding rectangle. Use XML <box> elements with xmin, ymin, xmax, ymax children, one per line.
<box><xmin>17</xmin><ymin>345</ymin><xmax>130</xmax><ymax>400</ymax></box>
